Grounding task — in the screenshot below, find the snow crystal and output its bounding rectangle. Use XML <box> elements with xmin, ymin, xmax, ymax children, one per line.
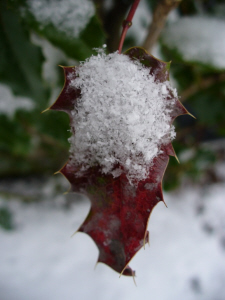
<box><xmin>25</xmin><ymin>0</ymin><xmax>95</xmax><ymax>38</ymax></box>
<box><xmin>0</xmin><ymin>83</ymin><xmax>34</xmax><ymax>118</ymax></box>
<box><xmin>68</xmin><ymin>50</ymin><xmax>177</xmax><ymax>183</ymax></box>
<box><xmin>162</xmin><ymin>17</ymin><xmax>225</xmax><ymax>69</ymax></box>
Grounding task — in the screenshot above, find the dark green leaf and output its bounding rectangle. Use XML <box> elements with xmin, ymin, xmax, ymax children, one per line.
<box><xmin>9</xmin><ymin>0</ymin><xmax>105</xmax><ymax>61</ymax></box>
<box><xmin>0</xmin><ymin>0</ymin><xmax>49</xmax><ymax>107</ymax></box>
<box><xmin>0</xmin><ymin>207</ymin><xmax>14</xmax><ymax>230</ymax></box>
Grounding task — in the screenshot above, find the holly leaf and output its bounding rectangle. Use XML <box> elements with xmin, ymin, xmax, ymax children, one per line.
<box><xmin>0</xmin><ymin>0</ymin><xmax>48</xmax><ymax>105</ymax></box>
<box><xmin>49</xmin><ymin>47</ymin><xmax>188</xmax><ymax>276</ymax></box>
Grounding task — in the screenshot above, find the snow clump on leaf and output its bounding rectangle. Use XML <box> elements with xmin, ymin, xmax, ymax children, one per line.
<box><xmin>68</xmin><ymin>49</ymin><xmax>177</xmax><ymax>184</ymax></box>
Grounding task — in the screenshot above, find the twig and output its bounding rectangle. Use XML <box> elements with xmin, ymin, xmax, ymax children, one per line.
<box><xmin>142</xmin><ymin>0</ymin><xmax>182</xmax><ymax>52</ymax></box>
<box><xmin>180</xmin><ymin>73</ymin><xmax>225</xmax><ymax>102</ymax></box>
<box><xmin>21</xmin><ymin>121</ymin><xmax>68</xmax><ymax>150</ymax></box>
<box><xmin>118</xmin><ymin>0</ymin><xmax>141</xmax><ymax>53</ymax></box>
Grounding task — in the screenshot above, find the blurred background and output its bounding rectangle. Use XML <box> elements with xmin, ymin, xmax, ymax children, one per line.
<box><xmin>0</xmin><ymin>0</ymin><xmax>225</xmax><ymax>299</ymax></box>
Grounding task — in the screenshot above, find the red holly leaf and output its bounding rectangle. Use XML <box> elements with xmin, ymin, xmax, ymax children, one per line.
<box><xmin>49</xmin><ymin>47</ymin><xmax>189</xmax><ymax>276</ymax></box>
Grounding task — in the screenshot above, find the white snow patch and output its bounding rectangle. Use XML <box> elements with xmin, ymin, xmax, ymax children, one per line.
<box><xmin>162</xmin><ymin>17</ymin><xmax>225</xmax><ymax>69</ymax></box>
<box><xmin>1</xmin><ymin>179</ymin><xmax>225</xmax><ymax>299</ymax></box>
<box><xmin>199</xmin><ymin>184</ymin><xmax>225</xmax><ymax>239</ymax></box>
<box><xmin>0</xmin><ymin>83</ymin><xmax>34</xmax><ymax>118</ymax></box>
<box><xmin>68</xmin><ymin>50</ymin><xmax>177</xmax><ymax>183</ymax></box>
<box><xmin>31</xmin><ymin>34</ymin><xmax>70</xmax><ymax>85</ymax></box>
<box><xmin>25</xmin><ymin>0</ymin><xmax>95</xmax><ymax>38</ymax></box>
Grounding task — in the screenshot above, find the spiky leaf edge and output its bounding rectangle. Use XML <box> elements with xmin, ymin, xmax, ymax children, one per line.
<box><xmin>46</xmin><ymin>47</ymin><xmax>190</xmax><ymax>276</ymax></box>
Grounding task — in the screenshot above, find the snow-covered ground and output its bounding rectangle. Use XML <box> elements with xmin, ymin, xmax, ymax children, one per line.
<box><xmin>0</xmin><ymin>174</ymin><xmax>225</xmax><ymax>300</ymax></box>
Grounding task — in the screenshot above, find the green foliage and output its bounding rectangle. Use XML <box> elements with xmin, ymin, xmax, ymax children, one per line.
<box><xmin>164</xmin><ymin>146</ymin><xmax>217</xmax><ymax>190</ymax></box>
<box><xmin>0</xmin><ymin>110</ymin><xmax>70</xmax><ymax>176</ymax></box>
<box><xmin>0</xmin><ymin>0</ymin><xmax>224</xmax><ymax>190</ymax></box>
<box><xmin>189</xmin><ymin>82</ymin><xmax>225</xmax><ymax>126</ymax></box>
<box><xmin>0</xmin><ymin>0</ymin><xmax>48</xmax><ymax>104</ymax></box>
<box><xmin>0</xmin><ymin>207</ymin><xmax>14</xmax><ymax>230</ymax></box>
<box><xmin>0</xmin><ymin>0</ymin><xmax>105</xmax><ymax>177</ymax></box>
<box><xmin>157</xmin><ymin>0</ymin><xmax>225</xmax><ymax>188</ymax></box>
<box><xmin>8</xmin><ymin>0</ymin><xmax>105</xmax><ymax>61</ymax></box>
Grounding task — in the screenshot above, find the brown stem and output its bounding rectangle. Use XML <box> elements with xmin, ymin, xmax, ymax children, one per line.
<box><xmin>180</xmin><ymin>73</ymin><xmax>225</xmax><ymax>102</ymax></box>
<box><xmin>142</xmin><ymin>0</ymin><xmax>182</xmax><ymax>52</ymax></box>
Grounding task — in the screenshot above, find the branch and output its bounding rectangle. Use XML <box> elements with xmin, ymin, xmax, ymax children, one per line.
<box><xmin>142</xmin><ymin>0</ymin><xmax>182</xmax><ymax>52</ymax></box>
<box><xmin>180</xmin><ymin>73</ymin><xmax>225</xmax><ymax>102</ymax></box>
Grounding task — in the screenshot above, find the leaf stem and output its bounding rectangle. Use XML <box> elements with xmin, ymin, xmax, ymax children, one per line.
<box><xmin>118</xmin><ymin>0</ymin><xmax>141</xmax><ymax>54</ymax></box>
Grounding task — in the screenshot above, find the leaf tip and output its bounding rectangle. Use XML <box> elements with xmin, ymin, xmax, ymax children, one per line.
<box><xmin>163</xmin><ymin>199</ymin><xmax>168</xmax><ymax>208</ymax></box>
<box><xmin>71</xmin><ymin>230</ymin><xmax>78</xmax><ymax>238</ymax></box>
<box><xmin>120</xmin><ymin>265</ymin><xmax>136</xmax><ymax>277</ymax></box>
<box><xmin>133</xmin><ymin>273</ymin><xmax>137</xmax><ymax>286</ymax></box>
<box><xmin>41</xmin><ymin>107</ymin><xmax>50</xmax><ymax>114</ymax></box>
<box><xmin>187</xmin><ymin>111</ymin><xmax>196</xmax><ymax>119</ymax></box>
<box><xmin>175</xmin><ymin>153</ymin><xmax>180</xmax><ymax>164</ymax></box>
<box><xmin>143</xmin><ymin>230</ymin><xmax>149</xmax><ymax>249</ymax></box>
<box><xmin>94</xmin><ymin>261</ymin><xmax>98</xmax><ymax>270</ymax></box>
<box><xmin>54</xmin><ymin>170</ymin><xmax>61</xmax><ymax>175</ymax></box>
